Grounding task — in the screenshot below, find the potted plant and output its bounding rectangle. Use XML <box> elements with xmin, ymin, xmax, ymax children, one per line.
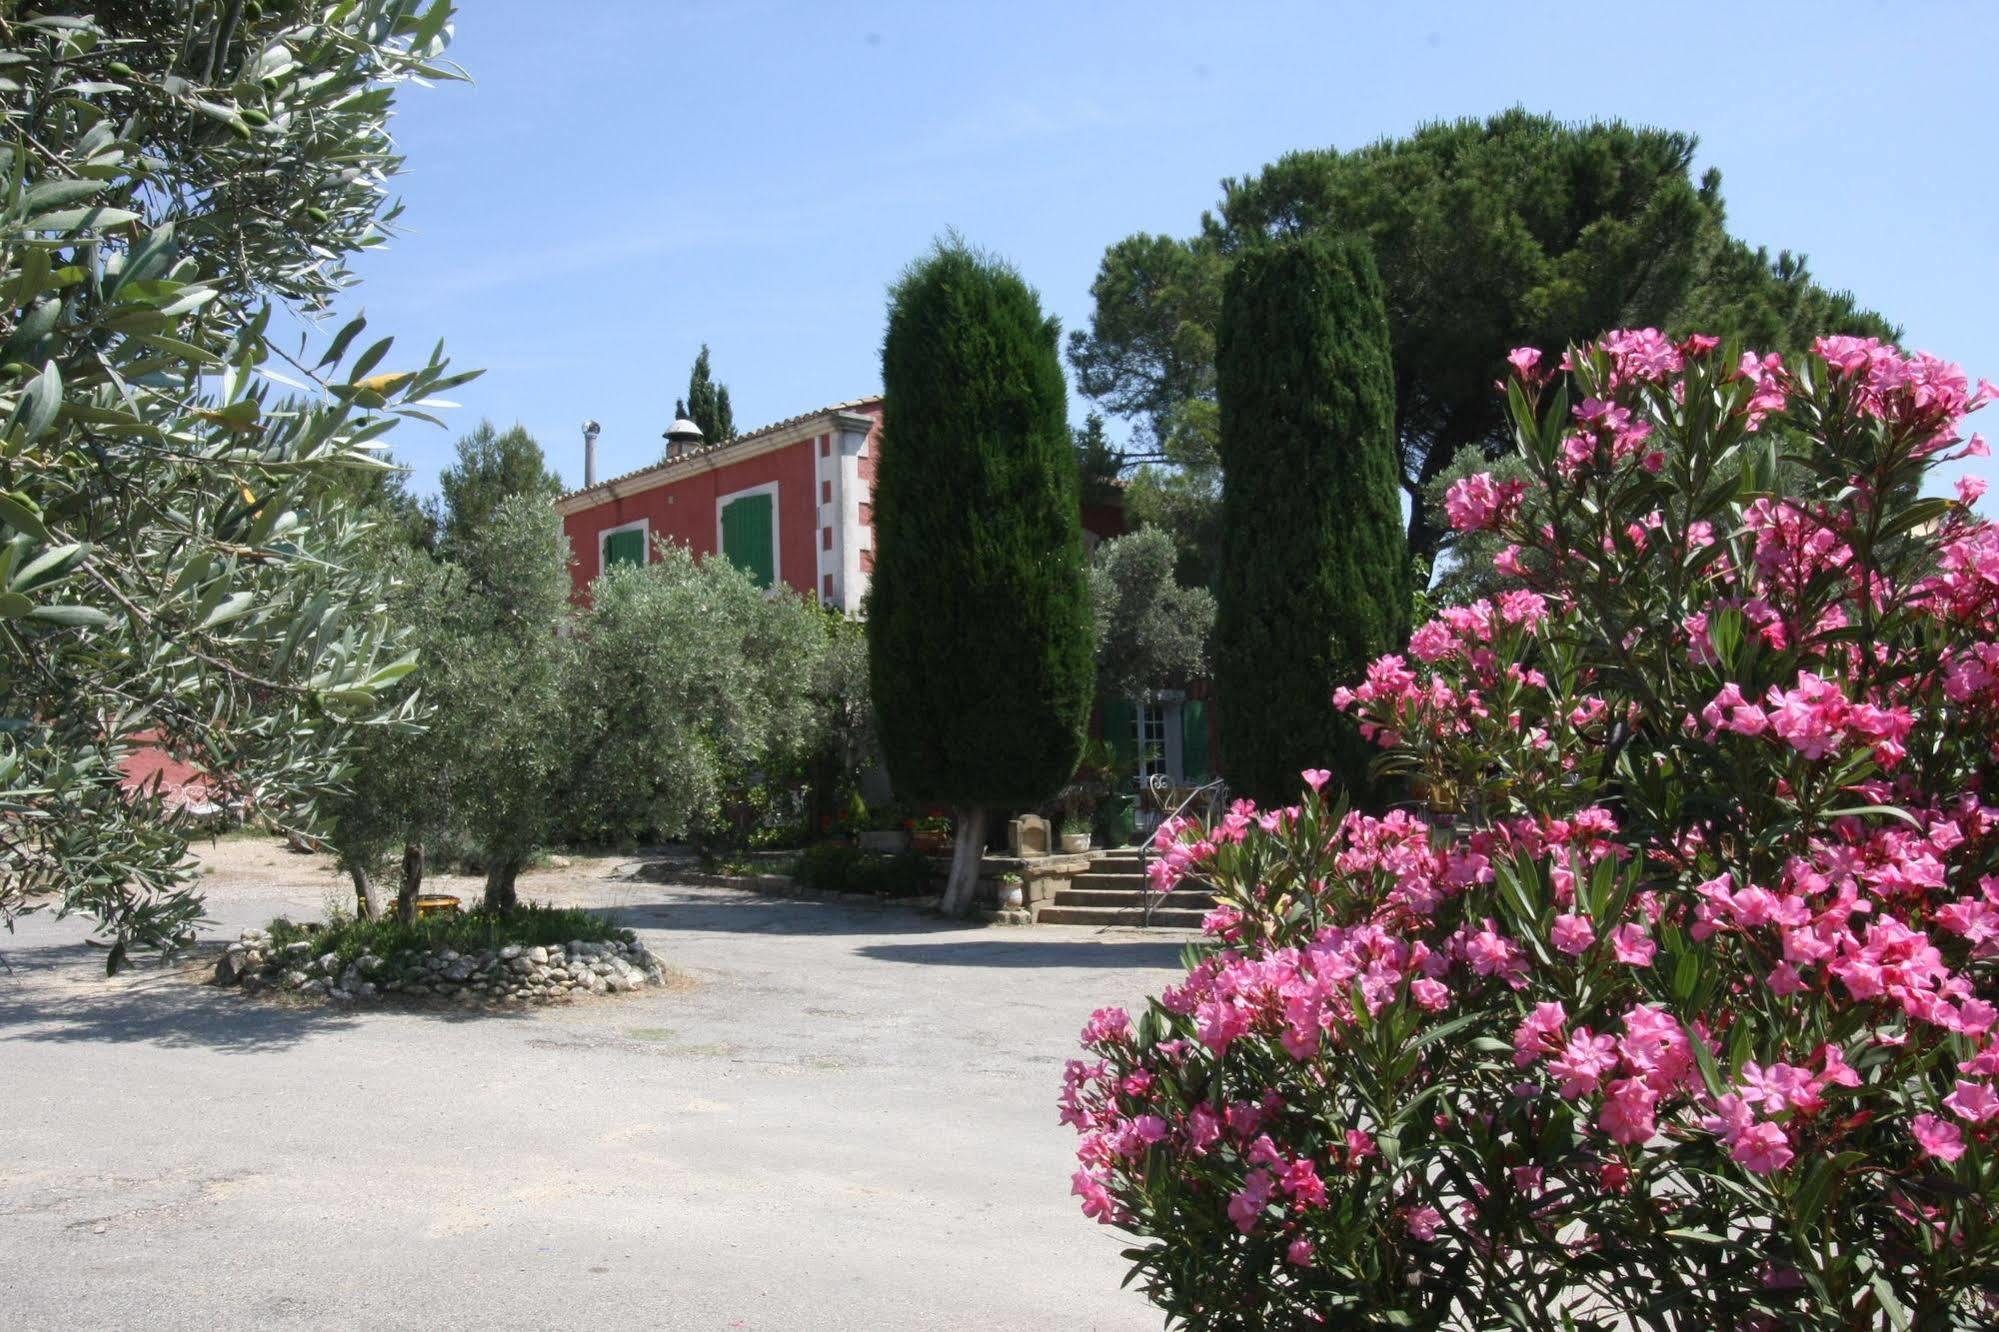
<box><xmin>1053</xmin><ymin>739</ymin><xmax>1115</xmax><ymax>854</ymax></box>
<box><xmin>1058</xmin><ymin>815</ymin><xmax>1092</xmax><ymax>855</ymax></box>
<box><xmin>908</xmin><ymin>812</ymin><xmax>952</xmax><ymax>855</ymax></box>
<box><xmin>995</xmin><ymin>872</ymin><xmax>1025</xmax><ymax>910</ymax></box>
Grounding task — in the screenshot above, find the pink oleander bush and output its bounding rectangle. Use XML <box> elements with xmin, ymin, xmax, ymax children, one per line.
<box><xmin>1064</xmin><ymin>330</ymin><xmax>1999</xmax><ymax>1328</ymax></box>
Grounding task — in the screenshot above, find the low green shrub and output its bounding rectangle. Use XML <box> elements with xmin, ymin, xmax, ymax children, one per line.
<box><xmin>792</xmin><ymin>842</ymin><xmax>933</xmax><ymax>897</ymax></box>
<box><xmin>267</xmin><ymin>903</ymin><xmax>627</xmax><ymax>968</ymax></box>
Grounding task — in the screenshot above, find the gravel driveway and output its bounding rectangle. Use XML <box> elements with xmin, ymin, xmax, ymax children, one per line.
<box><xmin>0</xmin><ymin>840</ymin><xmax>1187</xmax><ymax>1330</ymax></box>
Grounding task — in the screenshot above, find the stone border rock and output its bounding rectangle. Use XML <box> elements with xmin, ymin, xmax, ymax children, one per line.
<box><xmin>213</xmin><ymin>929</ymin><xmax>667</xmax><ymax>1005</ymax></box>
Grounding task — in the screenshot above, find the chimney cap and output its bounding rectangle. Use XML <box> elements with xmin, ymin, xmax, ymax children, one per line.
<box><xmin>662</xmin><ymin>416</ymin><xmax>704</xmax><ymax>448</ymax></box>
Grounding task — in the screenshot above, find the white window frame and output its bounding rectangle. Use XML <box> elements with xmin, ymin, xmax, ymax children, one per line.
<box><xmin>715</xmin><ymin>480</ymin><xmax>782</xmax><ymax>587</ymax></box>
<box><xmin>1135</xmin><ymin>694</ymin><xmax>1188</xmax><ymax>783</ymax></box>
<box><xmin>597</xmin><ymin>517</ymin><xmax>650</xmax><ymax>571</ymax></box>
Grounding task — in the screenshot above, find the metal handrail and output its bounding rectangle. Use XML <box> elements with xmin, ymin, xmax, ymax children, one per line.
<box><xmin>1139</xmin><ymin>775</ymin><xmax>1229</xmax><ymax>926</ymax></box>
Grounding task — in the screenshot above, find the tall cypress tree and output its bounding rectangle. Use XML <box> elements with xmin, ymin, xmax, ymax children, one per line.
<box><xmin>685</xmin><ymin>344</ymin><xmax>735</xmax><ymax>442</ymax></box>
<box><xmin>1215</xmin><ymin>233</ymin><xmax>1406</xmax><ymax>806</ymax></box>
<box><xmin>870</xmin><ymin>239</ymin><xmax>1095</xmax><ymax>915</ymax></box>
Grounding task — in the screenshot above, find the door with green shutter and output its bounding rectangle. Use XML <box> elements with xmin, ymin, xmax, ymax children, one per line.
<box><xmin>1179</xmin><ymin>699</ymin><xmax>1211</xmax><ymax>782</ymax></box>
<box><xmin>720</xmin><ymin>492</ymin><xmax>775</xmax><ymax>589</ymax></box>
<box><xmin>603</xmin><ymin>527</ymin><xmax>645</xmax><ymax>570</ymax></box>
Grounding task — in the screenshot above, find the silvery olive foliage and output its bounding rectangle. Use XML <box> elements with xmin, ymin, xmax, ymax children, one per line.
<box><xmin>1090</xmin><ymin>525</ymin><xmax>1215</xmax><ymax>699</ymax></box>
<box><xmin>0</xmin><ymin>1</ymin><xmax>470</xmax><ymax>966</ymax></box>
<box><xmin>566</xmin><ymin>544</ymin><xmax>829</xmax><ymax>848</ymax></box>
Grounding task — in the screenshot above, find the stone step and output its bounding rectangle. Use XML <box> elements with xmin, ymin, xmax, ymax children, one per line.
<box><xmin>1071</xmin><ymin>870</ymin><xmax>1151</xmax><ymax>890</ymax></box>
<box><xmin>1036</xmin><ymin>904</ymin><xmax>1209</xmax><ymax>929</ymax></box>
<box><xmin>1052</xmin><ymin>887</ymin><xmax>1216</xmax><ymax>910</ymax></box>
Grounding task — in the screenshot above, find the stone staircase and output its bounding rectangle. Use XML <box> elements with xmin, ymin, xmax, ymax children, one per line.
<box><xmin>1036</xmin><ymin>849</ymin><xmax>1213</xmax><ymax>929</ymax></box>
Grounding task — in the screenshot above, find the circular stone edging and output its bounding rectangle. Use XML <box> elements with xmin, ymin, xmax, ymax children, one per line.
<box><xmin>212</xmin><ymin>930</ymin><xmax>666</xmax><ymax>1006</ymax></box>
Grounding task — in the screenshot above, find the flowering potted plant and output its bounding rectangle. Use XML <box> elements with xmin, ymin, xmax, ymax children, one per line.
<box><xmin>908</xmin><ymin>813</ymin><xmax>952</xmax><ymax>855</ymax></box>
<box><xmin>1065</xmin><ymin>331</ymin><xmax>1999</xmax><ymax>1327</ymax></box>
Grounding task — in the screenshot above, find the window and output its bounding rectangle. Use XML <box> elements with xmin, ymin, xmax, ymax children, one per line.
<box><xmin>1136</xmin><ymin>702</ymin><xmax>1168</xmax><ymax>780</ymax></box>
<box><xmin>720</xmin><ymin>490</ymin><xmax>776</xmax><ymax>588</ymax></box>
<box><xmin>600</xmin><ymin>521</ymin><xmax>647</xmax><ymax>571</ymax></box>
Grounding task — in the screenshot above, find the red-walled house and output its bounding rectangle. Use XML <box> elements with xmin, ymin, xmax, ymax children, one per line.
<box><xmin>556</xmin><ymin>398</ymin><xmax>887</xmax><ymax>611</ymax></box>
<box><xmin>553</xmin><ymin>397</ymin><xmax>1220</xmax><ymax>796</ymax></box>
<box><xmin>555</xmin><ymin>395</ymin><xmax>1131</xmax><ymax>609</ymax></box>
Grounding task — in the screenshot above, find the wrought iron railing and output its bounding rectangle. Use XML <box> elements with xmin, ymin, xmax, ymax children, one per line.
<box><xmin>1138</xmin><ymin>774</ymin><xmax>1229</xmax><ymax>926</ymax></box>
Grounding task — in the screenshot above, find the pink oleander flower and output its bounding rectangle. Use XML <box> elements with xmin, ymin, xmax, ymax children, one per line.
<box><xmin>1407</xmin><ymin>975</ymin><xmax>1451</xmax><ymax>1012</ymax></box>
<box><xmin>1598</xmin><ymin>1076</ymin><xmax>1660</xmax><ymax>1146</ymax></box>
<box><xmin>1072</xmin><ymin>1169</ymin><xmax>1117</xmax><ymax>1223</ymax></box>
<box><xmin>1549</xmin><ymin>1028</ymin><xmax>1619</xmax><ymax>1099</ymax></box>
<box><xmin>1739</xmin><ymin>1061</ymin><xmax>1820</xmax><ymax>1116</ymax></box>
<box><xmin>1301</xmin><ymin>767</ymin><xmax>1331</xmax><ymax>792</ymax></box>
<box><xmin>1731</xmin><ymin>1121</ymin><xmax>1795</xmax><ymax>1175</ymax></box>
<box><xmin>1443</xmin><ymin>472</ymin><xmax>1525</xmax><ymax>532</ymax></box>
<box><xmin>1507</xmin><ymin>346</ymin><xmax>1542</xmax><ymax>379</ymax></box>
<box><xmin>1185</xmin><ymin>1103</ymin><xmax>1221</xmax><ymax>1152</ymax></box>
<box><xmin>1286</xmin><ymin>1237</ymin><xmax>1315</xmax><ymax>1267</ymax></box>
<box><xmin>1513</xmin><ymin>1000</ymin><xmax>1567</xmax><ymax>1067</ymax></box>
<box><xmin>1402</xmin><ymin>1204</ymin><xmax>1445</xmax><ymax>1243</ymax></box>
<box><xmin>1944</xmin><ymin>1080</ymin><xmax>1999</xmax><ymax>1124</ymax></box>
<box><xmin>1344</xmin><ymin>1129</ymin><xmax>1376</xmax><ymax>1165</ymax></box>
<box><xmin>1551</xmin><ymin>913</ymin><xmax>1596</xmax><ymax>955</ymax></box>
<box><xmin>1081</xmin><ymin>1006</ymin><xmax>1131</xmax><ymax>1046</ymax></box>
<box><xmin>1610</xmin><ymin>923</ymin><xmax>1656</xmax><ymax>966</ymax></box>
<box><xmin>1228</xmin><ymin>1170</ymin><xmax>1275</xmax><ymax>1233</ymax></box>
<box><xmin>1911</xmin><ymin>1112</ymin><xmax>1967</xmax><ymax>1164</ymax></box>
<box><xmin>1281</xmin><ymin>1157</ymin><xmax>1328</xmax><ymax>1208</ymax></box>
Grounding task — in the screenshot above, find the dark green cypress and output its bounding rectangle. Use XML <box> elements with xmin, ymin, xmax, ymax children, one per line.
<box><xmin>1214</xmin><ymin>233</ymin><xmax>1407</xmax><ymax>806</ymax></box>
<box><xmin>869</xmin><ymin>239</ymin><xmax>1095</xmax><ymax>913</ymax></box>
<box><xmin>685</xmin><ymin>344</ymin><xmax>735</xmax><ymax>442</ymax></box>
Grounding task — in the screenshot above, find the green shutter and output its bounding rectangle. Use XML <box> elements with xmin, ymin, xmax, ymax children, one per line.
<box><xmin>721</xmin><ymin>493</ymin><xmax>775</xmax><ymax>588</ymax></box>
<box><xmin>1180</xmin><ymin>699</ymin><xmax>1210</xmax><ymax>782</ymax></box>
<box><xmin>604</xmin><ymin>528</ymin><xmax>644</xmax><ymax>569</ymax></box>
<box><xmin>1103</xmin><ymin>698</ymin><xmax>1137</xmax><ymax>779</ymax></box>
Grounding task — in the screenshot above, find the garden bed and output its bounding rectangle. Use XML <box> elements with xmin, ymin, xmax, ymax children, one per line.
<box><xmin>211</xmin><ymin>906</ymin><xmax>667</xmax><ymax>1005</ymax></box>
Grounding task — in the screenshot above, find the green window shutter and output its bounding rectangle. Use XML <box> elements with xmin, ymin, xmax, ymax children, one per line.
<box><xmin>1180</xmin><ymin>699</ymin><xmax>1210</xmax><ymax>782</ymax></box>
<box><xmin>1103</xmin><ymin>698</ymin><xmax>1137</xmax><ymax>775</ymax></box>
<box><xmin>721</xmin><ymin>493</ymin><xmax>775</xmax><ymax>588</ymax></box>
<box><xmin>604</xmin><ymin>528</ymin><xmax>644</xmax><ymax>569</ymax></box>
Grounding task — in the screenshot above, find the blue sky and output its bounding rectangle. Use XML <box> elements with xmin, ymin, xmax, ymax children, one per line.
<box><xmin>344</xmin><ymin>1</ymin><xmax>1999</xmax><ymax>499</ymax></box>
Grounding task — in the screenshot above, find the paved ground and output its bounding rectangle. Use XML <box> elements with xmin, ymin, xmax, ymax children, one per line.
<box><xmin>0</xmin><ymin>839</ymin><xmax>1191</xmax><ymax>1330</ymax></box>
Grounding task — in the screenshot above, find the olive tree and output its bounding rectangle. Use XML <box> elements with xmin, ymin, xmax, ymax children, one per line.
<box><xmin>0</xmin><ymin>1</ymin><xmax>470</xmax><ymax>965</ymax></box>
<box><xmin>1089</xmin><ymin>527</ymin><xmax>1214</xmax><ymax>700</ymax></box>
<box><xmin>452</xmin><ymin>495</ymin><xmax>572</xmax><ymax>911</ymax></box>
<box><xmin>565</xmin><ymin>544</ymin><xmax>825</xmax><ymax>848</ymax></box>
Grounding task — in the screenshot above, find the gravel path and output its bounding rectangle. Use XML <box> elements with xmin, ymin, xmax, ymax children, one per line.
<box><xmin>0</xmin><ymin>839</ymin><xmax>1188</xmax><ymax>1330</ymax></box>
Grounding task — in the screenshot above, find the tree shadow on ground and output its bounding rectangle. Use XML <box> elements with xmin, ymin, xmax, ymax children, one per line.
<box><xmin>616</xmin><ymin>885</ymin><xmax>1197</xmax><ymax>972</ymax></box>
<box><xmin>612</xmin><ymin>887</ymin><xmax>992</xmax><ymax>939</ymax></box>
<box><xmin>853</xmin><ymin>939</ymin><xmax>1191</xmax><ymax>971</ymax></box>
<box><xmin>0</xmin><ymin>940</ymin><xmax>535</xmax><ymax>1053</ymax></box>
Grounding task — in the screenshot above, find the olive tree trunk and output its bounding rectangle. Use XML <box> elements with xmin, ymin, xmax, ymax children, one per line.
<box><xmin>348</xmin><ymin>863</ymin><xmax>383</xmax><ymax>921</ymax></box>
<box><xmin>395</xmin><ymin>842</ymin><xmax>425</xmax><ymax>925</ymax></box>
<box><xmin>940</xmin><ymin>806</ymin><xmax>988</xmax><ymax>917</ymax></box>
<box><xmin>483</xmin><ymin>858</ymin><xmax>521</xmax><ymax>913</ymax></box>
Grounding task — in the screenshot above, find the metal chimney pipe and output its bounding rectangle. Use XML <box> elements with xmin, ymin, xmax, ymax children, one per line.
<box><xmin>582</xmin><ymin>420</ymin><xmax>601</xmax><ymax>488</ymax></box>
